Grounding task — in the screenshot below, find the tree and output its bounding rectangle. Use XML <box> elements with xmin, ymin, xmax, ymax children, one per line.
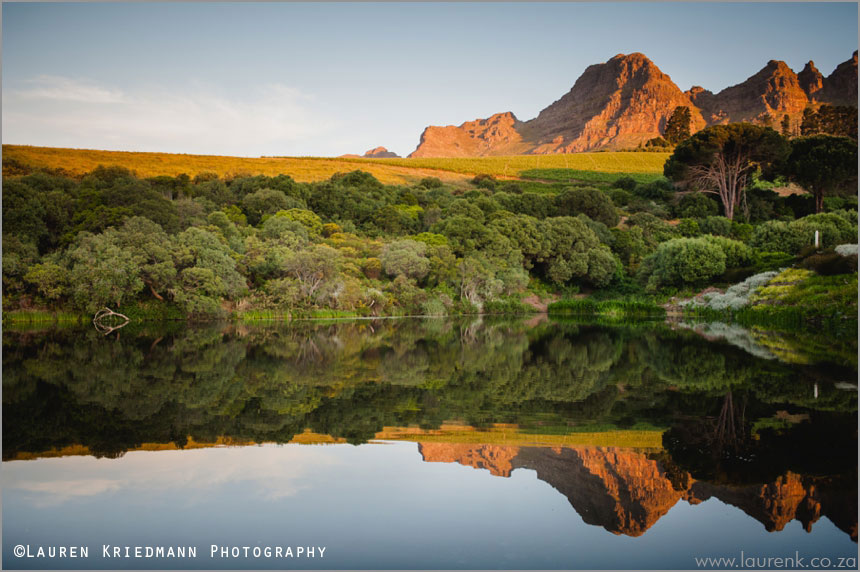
<box><xmin>242</xmin><ymin>188</ymin><xmax>294</xmax><ymax>226</ymax></box>
<box><xmin>66</xmin><ymin>232</ymin><xmax>144</xmax><ymax>312</ymax></box>
<box><xmin>800</xmin><ymin>107</ymin><xmax>820</xmax><ymax>136</ymax></box>
<box><xmin>783</xmin><ymin>135</ymin><xmax>858</xmax><ymax>213</ymax></box>
<box><xmin>113</xmin><ymin>217</ymin><xmax>177</xmax><ymax>301</ymax></box>
<box><xmin>780</xmin><ymin>114</ymin><xmax>791</xmax><ymax>138</ymax></box>
<box><xmin>664</xmin><ymin>106</ymin><xmax>692</xmax><ymax>144</ymax></box>
<box><xmin>817</xmin><ymin>105</ymin><xmax>858</xmax><ymax>139</ymax></box>
<box><xmin>284</xmin><ymin>245</ymin><xmax>342</xmax><ymax>303</ymax></box>
<box><xmin>555</xmin><ymin>187</ymin><xmax>619</xmax><ymax>227</ymax></box>
<box><xmin>380</xmin><ymin>240</ymin><xmax>431</xmax><ymax>280</ymax></box>
<box><xmin>664</xmin><ymin>124</ymin><xmax>790</xmax><ymax>220</ymax></box>
<box><xmin>170</xmin><ymin>227</ymin><xmax>246</xmax><ymax>314</ymax></box>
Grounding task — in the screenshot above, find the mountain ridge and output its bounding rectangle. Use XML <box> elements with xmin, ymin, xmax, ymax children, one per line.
<box><xmin>408</xmin><ymin>51</ymin><xmax>858</xmax><ymax>157</ymax></box>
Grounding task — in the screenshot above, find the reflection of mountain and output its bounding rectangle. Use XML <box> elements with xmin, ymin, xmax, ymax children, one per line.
<box><xmin>419</xmin><ymin>444</ymin><xmax>857</xmax><ymax>541</ymax></box>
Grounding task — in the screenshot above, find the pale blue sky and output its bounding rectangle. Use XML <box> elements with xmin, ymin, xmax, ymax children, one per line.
<box><xmin>2</xmin><ymin>3</ymin><xmax>857</xmax><ymax>157</ymax></box>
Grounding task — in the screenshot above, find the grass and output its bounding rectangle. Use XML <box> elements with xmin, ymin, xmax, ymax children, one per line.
<box><xmin>3</xmin><ymin>310</ymin><xmax>84</xmax><ymax>324</ymax></box>
<box><xmin>683</xmin><ymin>270</ymin><xmax>858</xmax><ymax>339</ymax></box>
<box><xmin>4</xmin><ymin>145</ymin><xmax>669</xmax><ymax>186</ymax></box>
<box><xmin>518</xmin><ymin>167</ymin><xmax>663</xmax><ymax>184</ymax></box>
<box><xmin>548</xmin><ymin>298</ymin><xmax>666</xmax><ymax>319</ymax></box>
<box><xmin>349</xmin><ymin>152</ymin><xmax>670</xmax><ymax>180</ymax></box>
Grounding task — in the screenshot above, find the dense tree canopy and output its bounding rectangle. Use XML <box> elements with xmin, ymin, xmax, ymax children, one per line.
<box><xmin>783</xmin><ymin>135</ymin><xmax>858</xmax><ymax>213</ymax></box>
<box><xmin>664</xmin><ymin>124</ymin><xmax>790</xmax><ymax>220</ymax></box>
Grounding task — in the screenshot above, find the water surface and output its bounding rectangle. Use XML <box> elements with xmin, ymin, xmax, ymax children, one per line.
<box><xmin>3</xmin><ymin>317</ymin><xmax>857</xmax><ymax>569</ymax></box>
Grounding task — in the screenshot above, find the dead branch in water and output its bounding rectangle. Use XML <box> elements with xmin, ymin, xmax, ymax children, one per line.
<box><xmin>93</xmin><ymin>307</ymin><xmax>130</xmax><ymax>336</ymax></box>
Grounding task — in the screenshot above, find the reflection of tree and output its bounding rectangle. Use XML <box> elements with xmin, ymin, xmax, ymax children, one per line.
<box><xmin>715</xmin><ymin>391</ymin><xmax>744</xmax><ymax>451</ymax></box>
<box><xmin>3</xmin><ymin>319</ymin><xmax>856</xmax><ymax>469</ymax></box>
<box><xmin>664</xmin><ymin>393</ymin><xmax>857</xmax><ymax>485</ymax></box>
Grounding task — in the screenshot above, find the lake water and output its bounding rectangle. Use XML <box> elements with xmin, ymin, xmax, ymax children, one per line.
<box><xmin>3</xmin><ymin>317</ymin><xmax>857</xmax><ymax>569</ymax></box>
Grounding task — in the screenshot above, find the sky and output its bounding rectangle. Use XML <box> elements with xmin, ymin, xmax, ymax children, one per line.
<box><xmin>2</xmin><ymin>2</ymin><xmax>857</xmax><ymax>157</ymax></box>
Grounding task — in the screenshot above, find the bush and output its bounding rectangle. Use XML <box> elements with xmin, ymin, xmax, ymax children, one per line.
<box><xmin>751</xmin><ymin>220</ymin><xmax>805</xmax><ymax>254</ymax></box>
<box><xmin>418</xmin><ymin>177</ymin><xmax>443</xmax><ymax>189</ymax></box>
<box><xmin>753</xmin><ymin>212</ymin><xmax>858</xmax><ymax>255</ymax></box>
<box><xmin>638</xmin><ymin>237</ymin><xmax>727</xmax><ymax>290</ymax></box>
<box><xmin>677</xmin><ymin>219</ymin><xmax>701</xmax><ymax>237</ymax></box>
<box><xmin>380</xmin><ymin>239</ymin><xmax>430</xmax><ymax>280</ymax></box>
<box><xmin>420</xmin><ymin>296</ymin><xmax>448</xmax><ymax>316</ymax></box>
<box><xmin>471</xmin><ymin>174</ymin><xmax>497</xmax><ymax>190</ymax></box>
<box><xmin>627</xmin><ymin>198</ymin><xmax>671</xmax><ymax>219</ymax></box>
<box><xmin>730</xmin><ymin>221</ymin><xmax>754</xmax><ymax>242</ymax></box>
<box><xmin>608</xmin><ymin>188</ymin><xmax>633</xmax><ymax>207</ymax></box>
<box><xmin>556</xmin><ymin>187</ymin><xmax>619</xmax><ymax>227</ymax></box>
<box><xmin>801</xmin><ymin>250</ymin><xmax>858</xmax><ymax>275</ymax></box>
<box><xmin>626</xmin><ymin>212</ymin><xmax>680</xmax><ymax>246</ymax></box>
<box><xmin>697</xmin><ymin>216</ymin><xmax>732</xmax><ymax>237</ymax></box>
<box><xmin>706</xmin><ymin>235</ymin><xmax>754</xmax><ymax>268</ymax></box>
<box><xmin>633</xmin><ymin>178</ymin><xmax>674</xmax><ymax>200</ymax></box>
<box><xmin>682</xmin><ymin>270</ymin><xmax>779</xmax><ymax>311</ymax></box>
<box><xmin>612</xmin><ymin>176</ymin><xmax>638</xmax><ymax>192</ymax></box>
<box><xmin>677</xmin><ymin>193</ymin><xmax>719</xmax><ymax>219</ymax></box>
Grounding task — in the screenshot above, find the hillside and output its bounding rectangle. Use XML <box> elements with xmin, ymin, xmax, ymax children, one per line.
<box><xmin>2</xmin><ymin>144</ymin><xmax>668</xmax><ymax>184</ymax></box>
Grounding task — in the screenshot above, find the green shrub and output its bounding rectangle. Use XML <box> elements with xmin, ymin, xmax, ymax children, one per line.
<box><xmin>482</xmin><ymin>298</ymin><xmax>535</xmax><ymax>315</ymax></box>
<box><xmin>471</xmin><ymin>174</ymin><xmax>497</xmax><ymax>190</ymax></box>
<box><xmin>801</xmin><ymin>250</ymin><xmax>858</xmax><ymax>275</ymax></box>
<box><xmin>698</xmin><ymin>216</ymin><xmax>733</xmax><ymax>237</ymax></box>
<box><xmin>677</xmin><ymin>218</ymin><xmax>701</xmax><ymax>237</ymax></box>
<box><xmin>608</xmin><ymin>188</ymin><xmax>633</xmax><ymax>207</ymax></box>
<box><xmin>626</xmin><ymin>212</ymin><xmax>680</xmax><ymax>246</ymax></box>
<box><xmin>706</xmin><ymin>235</ymin><xmax>755</xmax><ymax>268</ymax></box>
<box><xmin>677</xmin><ymin>193</ymin><xmax>719</xmax><ymax>218</ymax></box>
<box><xmin>420</xmin><ymin>297</ymin><xmax>448</xmax><ymax>316</ymax></box>
<box><xmin>556</xmin><ymin>187</ymin><xmax>619</xmax><ymax>227</ymax></box>
<box><xmin>627</xmin><ymin>198</ymin><xmax>671</xmax><ymax>219</ymax></box>
<box><xmin>548</xmin><ymin>297</ymin><xmax>665</xmax><ymax>318</ymax></box>
<box><xmin>752</xmin><ymin>220</ymin><xmax>801</xmax><ymax>254</ymax></box>
<box><xmin>612</xmin><ymin>176</ymin><xmax>638</xmax><ymax>192</ymax></box>
<box><xmin>730</xmin><ymin>221</ymin><xmax>754</xmax><ymax>242</ymax></box>
<box><xmin>639</xmin><ymin>237</ymin><xmax>727</xmax><ymax>290</ymax></box>
<box><xmin>633</xmin><ymin>179</ymin><xmax>673</xmax><ymax>201</ymax></box>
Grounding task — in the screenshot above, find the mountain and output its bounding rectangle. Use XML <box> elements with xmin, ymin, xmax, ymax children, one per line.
<box><xmin>362</xmin><ymin>146</ymin><xmax>400</xmax><ymax>159</ymax></box>
<box><xmin>798</xmin><ymin>61</ymin><xmax>825</xmax><ymax>102</ymax></box>
<box><xmin>409</xmin><ymin>52</ymin><xmax>858</xmax><ymax>157</ymax></box>
<box><xmin>522</xmin><ymin>53</ymin><xmax>706</xmax><ymax>154</ymax></box>
<box><xmin>339</xmin><ymin>146</ymin><xmax>401</xmax><ymax>159</ymax></box>
<box><xmin>819</xmin><ymin>50</ymin><xmax>859</xmax><ymax>106</ymax></box>
<box><xmin>692</xmin><ymin>60</ymin><xmax>810</xmax><ymax>124</ymax></box>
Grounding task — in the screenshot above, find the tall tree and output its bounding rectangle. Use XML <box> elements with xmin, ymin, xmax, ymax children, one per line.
<box><xmin>663</xmin><ymin>106</ymin><xmax>692</xmax><ymax>144</ymax></box>
<box><xmin>664</xmin><ymin>124</ymin><xmax>790</xmax><ymax>220</ymax></box>
<box><xmin>780</xmin><ymin>114</ymin><xmax>792</xmax><ymax>138</ymax></box>
<box><xmin>800</xmin><ymin>107</ymin><xmax>820</xmax><ymax>136</ymax></box>
<box><xmin>783</xmin><ymin>135</ymin><xmax>858</xmax><ymax>213</ymax></box>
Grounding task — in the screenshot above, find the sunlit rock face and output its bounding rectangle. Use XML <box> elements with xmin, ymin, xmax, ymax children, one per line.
<box><xmin>418</xmin><ymin>443</ymin><xmax>858</xmax><ymax>540</ymax></box>
<box><xmin>418</xmin><ymin>443</ymin><xmax>519</xmax><ymax>477</ymax></box>
<box><xmin>409</xmin><ymin>51</ymin><xmax>858</xmax><ymax>157</ymax></box>
<box><xmin>419</xmin><ymin>444</ymin><xmax>683</xmax><ymax>536</ymax></box>
<box><xmin>513</xmin><ymin>446</ymin><xmax>685</xmax><ymax>537</ymax></box>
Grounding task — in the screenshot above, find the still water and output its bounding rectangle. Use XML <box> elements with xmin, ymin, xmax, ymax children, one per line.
<box><xmin>3</xmin><ymin>317</ymin><xmax>857</xmax><ymax>569</ymax></box>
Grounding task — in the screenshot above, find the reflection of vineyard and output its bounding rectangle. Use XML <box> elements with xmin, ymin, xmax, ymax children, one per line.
<box><xmin>3</xmin><ymin>319</ymin><xmax>856</xmax><ymax>540</ymax></box>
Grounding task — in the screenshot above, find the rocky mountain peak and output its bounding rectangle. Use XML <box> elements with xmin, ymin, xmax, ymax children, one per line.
<box><xmin>798</xmin><ymin>61</ymin><xmax>824</xmax><ymax>101</ymax></box>
<box><xmin>363</xmin><ymin>146</ymin><xmax>399</xmax><ymax>159</ymax></box>
<box><xmin>819</xmin><ymin>51</ymin><xmax>858</xmax><ymax>106</ymax></box>
<box><xmin>407</xmin><ymin>51</ymin><xmax>857</xmax><ymax>157</ymax></box>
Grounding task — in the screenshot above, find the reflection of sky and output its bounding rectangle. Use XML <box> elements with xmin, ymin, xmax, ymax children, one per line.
<box><xmin>3</xmin><ymin>443</ymin><xmax>856</xmax><ymax>570</ymax></box>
